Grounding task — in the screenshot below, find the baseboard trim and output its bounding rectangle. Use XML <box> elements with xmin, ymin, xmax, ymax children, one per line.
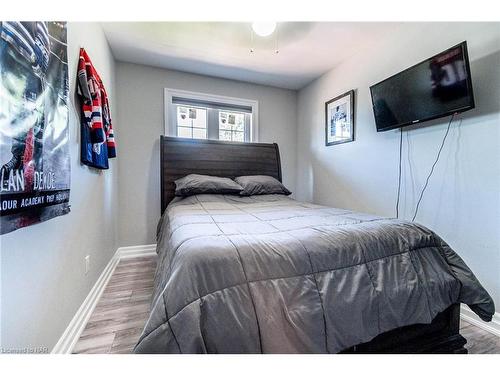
<box><xmin>51</xmin><ymin>253</ymin><xmax>120</xmax><ymax>354</ymax></box>
<box><xmin>117</xmin><ymin>244</ymin><xmax>157</xmax><ymax>259</ymax></box>
<box><xmin>460</xmin><ymin>304</ymin><xmax>500</xmax><ymax>337</ymax></box>
<box><xmin>51</xmin><ymin>244</ymin><xmax>157</xmax><ymax>354</ymax></box>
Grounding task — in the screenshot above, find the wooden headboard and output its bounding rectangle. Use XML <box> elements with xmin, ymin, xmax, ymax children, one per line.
<box><xmin>160</xmin><ymin>136</ymin><xmax>282</xmax><ymax>212</ymax></box>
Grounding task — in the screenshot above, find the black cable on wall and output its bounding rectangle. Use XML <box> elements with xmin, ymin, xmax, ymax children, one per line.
<box><xmin>411</xmin><ymin>113</ymin><xmax>456</xmax><ymax>222</ymax></box>
<box><xmin>395</xmin><ymin>128</ymin><xmax>403</xmax><ymax>218</ymax></box>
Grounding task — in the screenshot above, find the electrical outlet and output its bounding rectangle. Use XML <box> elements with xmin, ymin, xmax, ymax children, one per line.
<box><xmin>85</xmin><ymin>255</ymin><xmax>90</xmax><ymax>275</ymax></box>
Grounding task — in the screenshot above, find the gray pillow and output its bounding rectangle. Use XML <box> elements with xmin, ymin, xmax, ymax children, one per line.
<box><xmin>235</xmin><ymin>175</ymin><xmax>292</xmax><ymax>196</ymax></box>
<box><xmin>174</xmin><ymin>174</ymin><xmax>244</xmax><ymax>197</ymax></box>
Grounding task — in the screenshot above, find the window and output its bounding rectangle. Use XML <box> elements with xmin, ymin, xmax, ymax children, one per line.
<box><xmin>165</xmin><ymin>89</ymin><xmax>258</xmax><ymax>142</ymax></box>
<box><xmin>219</xmin><ymin>111</ymin><xmax>245</xmax><ymax>142</ymax></box>
<box><xmin>176</xmin><ymin>106</ymin><xmax>207</xmax><ymax>139</ymax></box>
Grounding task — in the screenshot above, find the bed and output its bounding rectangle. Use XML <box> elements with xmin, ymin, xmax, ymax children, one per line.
<box><xmin>134</xmin><ymin>136</ymin><xmax>494</xmax><ymax>354</ymax></box>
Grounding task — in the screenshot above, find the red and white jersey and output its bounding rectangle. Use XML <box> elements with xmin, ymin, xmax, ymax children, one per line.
<box><xmin>77</xmin><ymin>48</ymin><xmax>116</xmax><ymax>158</ymax></box>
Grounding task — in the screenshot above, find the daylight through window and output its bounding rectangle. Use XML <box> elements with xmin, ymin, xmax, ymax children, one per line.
<box><xmin>171</xmin><ymin>95</ymin><xmax>253</xmax><ymax>142</ymax></box>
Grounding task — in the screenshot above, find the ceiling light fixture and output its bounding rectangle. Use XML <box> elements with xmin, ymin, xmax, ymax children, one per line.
<box><xmin>251</xmin><ymin>22</ymin><xmax>277</xmax><ymax>37</ymax></box>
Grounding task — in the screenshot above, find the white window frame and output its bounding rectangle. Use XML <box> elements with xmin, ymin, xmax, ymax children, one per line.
<box><xmin>164</xmin><ymin>88</ymin><xmax>259</xmax><ymax>142</ymax></box>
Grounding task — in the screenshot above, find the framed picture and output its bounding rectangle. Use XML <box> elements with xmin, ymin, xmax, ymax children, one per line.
<box><xmin>325</xmin><ymin>90</ymin><xmax>355</xmax><ymax>146</ymax></box>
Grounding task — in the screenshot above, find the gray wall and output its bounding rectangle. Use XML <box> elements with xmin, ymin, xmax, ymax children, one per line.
<box><xmin>115</xmin><ymin>62</ymin><xmax>297</xmax><ymax>246</ymax></box>
<box><xmin>296</xmin><ymin>23</ymin><xmax>500</xmax><ymax>310</ymax></box>
<box><xmin>2</xmin><ymin>22</ymin><xmax>498</xmax><ymax>351</ymax></box>
<box><xmin>0</xmin><ymin>23</ymin><xmax>118</xmax><ymax>351</ymax></box>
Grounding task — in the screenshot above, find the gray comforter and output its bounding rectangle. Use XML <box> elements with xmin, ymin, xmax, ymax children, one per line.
<box><xmin>134</xmin><ymin>194</ymin><xmax>494</xmax><ymax>353</ymax></box>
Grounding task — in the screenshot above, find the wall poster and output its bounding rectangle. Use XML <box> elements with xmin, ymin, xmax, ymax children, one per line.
<box><xmin>0</xmin><ymin>21</ymin><xmax>70</xmax><ymax>235</ymax></box>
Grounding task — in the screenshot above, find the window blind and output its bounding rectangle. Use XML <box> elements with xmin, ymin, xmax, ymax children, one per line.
<box><xmin>171</xmin><ymin>96</ymin><xmax>253</xmax><ymax>113</ymax></box>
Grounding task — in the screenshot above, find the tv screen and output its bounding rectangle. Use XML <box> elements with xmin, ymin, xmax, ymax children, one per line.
<box><xmin>370</xmin><ymin>41</ymin><xmax>475</xmax><ymax>132</ymax></box>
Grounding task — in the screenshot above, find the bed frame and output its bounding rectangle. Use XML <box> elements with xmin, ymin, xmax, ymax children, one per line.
<box><xmin>160</xmin><ymin>136</ymin><xmax>282</xmax><ymax>212</ymax></box>
<box><xmin>159</xmin><ymin>136</ymin><xmax>467</xmax><ymax>354</ymax></box>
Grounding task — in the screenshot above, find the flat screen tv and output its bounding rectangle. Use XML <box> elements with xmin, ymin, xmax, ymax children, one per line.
<box><xmin>370</xmin><ymin>41</ymin><xmax>475</xmax><ymax>132</ymax></box>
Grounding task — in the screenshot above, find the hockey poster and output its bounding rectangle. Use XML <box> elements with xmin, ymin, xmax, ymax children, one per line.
<box><xmin>0</xmin><ymin>21</ymin><xmax>70</xmax><ymax>235</ymax></box>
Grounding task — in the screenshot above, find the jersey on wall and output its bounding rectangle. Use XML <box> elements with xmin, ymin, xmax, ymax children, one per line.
<box><xmin>77</xmin><ymin>47</ymin><xmax>116</xmax><ymax>170</ymax></box>
<box><xmin>0</xmin><ymin>21</ymin><xmax>70</xmax><ymax>235</ymax></box>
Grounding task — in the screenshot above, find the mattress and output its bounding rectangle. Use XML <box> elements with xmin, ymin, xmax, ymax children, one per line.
<box><xmin>134</xmin><ymin>194</ymin><xmax>494</xmax><ymax>353</ymax></box>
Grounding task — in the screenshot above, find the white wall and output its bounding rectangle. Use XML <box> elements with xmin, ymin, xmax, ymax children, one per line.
<box><xmin>116</xmin><ymin>62</ymin><xmax>297</xmax><ymax>247</ymax></box>
<box><xmin>0</xmin><ymin>22</ymin><xmax>118</xmax><ymax>351</ymax></box>
<box><xmin>296</xmin><ymin>23</ymin><xmax>500</xmax><ymax>309</ymax></box>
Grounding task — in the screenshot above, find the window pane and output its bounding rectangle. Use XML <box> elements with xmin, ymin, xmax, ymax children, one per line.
<box><xmin>235</xmin><ymin>114</ymin><xmax>245</xmax><ymax>127</ymax></box>
<box><xmin>177</xmin><ymin>107</ymin><xmax>191</xmax><ymax>127</ymax></box>
<box><xmin>192</xmin><ymin>108</ymin><xmax>207</xmax><ymax>128</ymax></box>
<box><xmin>220</xmin><ymin>111</ymin><xmax>245</xmax><ymax>132</ymax></box>
<box><xmin>177</xmin><ymin>127</ymin><xmax>192</xmax><ymax>138</ymax></box>
<box><xmin>220</xmin><ymin>121</ymin><xmax>231</xmax><ymax>130</ymax></box>
<box><xmin>233</xmin><ymin>121</ymin><xmax>244</xmax><ymax>132</ymax></box>
<box><xmin>219</xmin><ymin>112</ymin><xmax>230</xmax><ymax>130</ymax></box>
<box><xmin>219</xmin><ymin>130</ymin><xmax>232</xmax><ymax>141</ymax></box>
<box><xmin>192</xmin><ymin>128</ymin><xmax>207</xmax><ymax>139</ymax></box>
<box><xmin>232</xmin><ymin>131</ymin><xmax>244</xmax><ymax>142</ymax></box>
<box><xmin>176</xmin><ymin>105</ymin><xmax>207</xmax><ymax>139</ymax></box>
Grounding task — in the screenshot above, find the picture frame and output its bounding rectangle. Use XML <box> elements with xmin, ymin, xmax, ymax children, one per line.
<box><xmin>325</xmin><ymin>89</ymin><xmax>355</xmax><ymax>146</ymax></box>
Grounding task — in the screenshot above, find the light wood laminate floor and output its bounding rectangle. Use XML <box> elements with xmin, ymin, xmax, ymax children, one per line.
<box><xmin>73</xmin><ymin>255</ymin><xmax>500</xmax><ymax>354</ymax></box>
<box><xmin>73</xmin><ymin>256</ymin><xmax>156</xmax><ymax>354</ymax></box>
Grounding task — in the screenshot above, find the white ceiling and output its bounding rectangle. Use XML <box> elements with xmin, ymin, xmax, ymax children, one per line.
<box><xmin>102</xmin><ymin>22</ymin><xmax>404</xmax><ymax>90</ymax></box>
